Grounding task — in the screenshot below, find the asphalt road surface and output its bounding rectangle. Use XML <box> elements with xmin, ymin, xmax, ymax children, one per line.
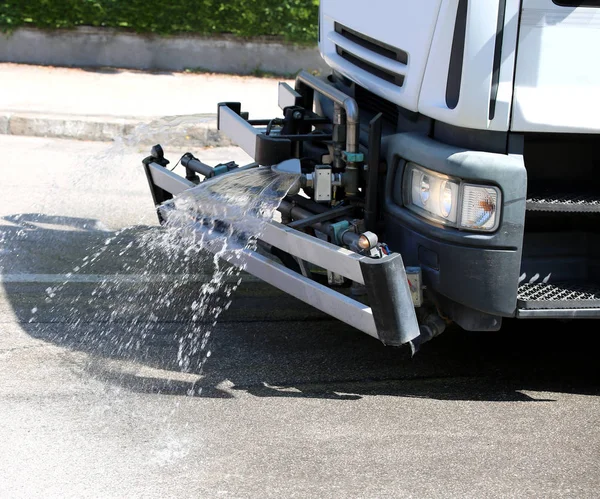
<box><xmin>1</xmin><ymin>135</ymin><xmax>599</xmax><ymax>498</ymax></box>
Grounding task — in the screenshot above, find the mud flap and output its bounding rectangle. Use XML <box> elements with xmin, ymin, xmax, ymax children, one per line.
<box><xmin>360</xmin><ymin>255</ymin><xmax>420</xmax><ymax>346</ymax></box>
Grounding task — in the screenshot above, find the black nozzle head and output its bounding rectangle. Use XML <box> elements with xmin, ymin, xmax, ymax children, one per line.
<box><xmin>151</xmin><ymin>144</ymin><xmax>164</xmax><ymax>160</ymax></box>
<box><xmin>143</xmin><ymin>144</ymin><xmax>169</xmax><ymax>167</ymax></box>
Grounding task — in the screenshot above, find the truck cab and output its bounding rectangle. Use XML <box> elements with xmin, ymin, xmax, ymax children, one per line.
<box><xmin>318</xmin><ymin>0</ymin><xmax>600</xmax><ymax>329</ymax></box>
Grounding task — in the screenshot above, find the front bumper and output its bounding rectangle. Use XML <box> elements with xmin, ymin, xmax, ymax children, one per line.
<box><xmin>382</xmin><ymin>133</ymin><xmax>527</xmax><ymax>320</ymax></box>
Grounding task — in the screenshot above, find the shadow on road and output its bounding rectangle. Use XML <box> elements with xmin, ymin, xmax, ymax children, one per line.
<box><xmin>2</xmin><ymin>214</ymin><xmax>599</xmax><ymax>402</ymax></box>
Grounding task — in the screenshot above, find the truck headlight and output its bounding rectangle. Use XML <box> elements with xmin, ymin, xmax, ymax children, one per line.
<box><xmin>404</xmin><ymin>163</ymin><xmax>501</xmax><ymax>232</ymax></box>
<box><xmin>407</xmin><ymin>164</ymin><xmax>459</xmax><ymax>224</ymax></box>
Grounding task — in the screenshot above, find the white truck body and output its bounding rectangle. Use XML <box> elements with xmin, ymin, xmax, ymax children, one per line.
<box><xmin>320</xmin><ymin>0</ymin><xmax>600</xmax><ymax>133</ymax></box>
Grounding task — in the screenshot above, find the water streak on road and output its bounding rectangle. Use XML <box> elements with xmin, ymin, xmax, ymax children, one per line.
<box><xmin>14</xmin><ymin>116</ymin><xmax>298</xmax><ymax>384</ymax></box>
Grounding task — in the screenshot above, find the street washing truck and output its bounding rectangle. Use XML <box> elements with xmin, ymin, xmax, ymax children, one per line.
<box><xmin>144</xmin><ymin>0</ymin><xmax>600</xmax><ymax>351</ymax></box>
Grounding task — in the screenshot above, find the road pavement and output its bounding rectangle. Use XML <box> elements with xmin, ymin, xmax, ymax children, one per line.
<box><xmin>1</xmin><ymin>135</ymin><xmax>599</xmax><ymax>498</ymax></box>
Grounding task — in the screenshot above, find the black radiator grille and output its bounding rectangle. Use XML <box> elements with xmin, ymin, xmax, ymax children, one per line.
<box><xmin>354</xmin><ymin>85</ymin><xmax>399</xmax><ymax>126</ymax></box>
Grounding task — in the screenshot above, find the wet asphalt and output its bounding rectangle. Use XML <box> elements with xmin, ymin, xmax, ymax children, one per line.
<box><xmin>1</xmin><ymin>135</ymin><xmax>599</xmax><ymax>498</ymax></box>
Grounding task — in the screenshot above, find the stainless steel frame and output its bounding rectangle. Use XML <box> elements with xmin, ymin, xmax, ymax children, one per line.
<box><xmin>143</xmin><ymin>70</ymin><xmax>425</xmax><ymax>345</ymax></box>
<box><xmin>144</xmin><ymin>160</ymin><xmax>421</xmax><ymax>345</ymax></box>
<box><xmin>146</xmin><ymin>161</ymin><xmax>196</xmax><ymax>195</ymax></box>
<box><xmin>217</xmin><ymin>105</ymin><xmax>260</xmax><ymax>160</ymax></box>
<box><xmin>218</xmin><ymin>245</ymin><xmax>379</xmax><ymax>339</ymax></box>
<box><xmin>217</xmin><ymin>71</ymin><xmax>360</xmax><ymax>158</ymax></box>
<box><xmin>278</xmin><ymin>82</ymin><xmax>302</xmax><ymax>110</ymax></box>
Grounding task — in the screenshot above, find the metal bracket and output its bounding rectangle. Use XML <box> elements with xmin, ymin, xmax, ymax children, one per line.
<box><xmin>406</xmin><ymin>266</ymin><xmax>423</xmax><ymax>307</ymax></box>
<box><xmin>314</xmin><ymin>166</ymin><xmax>332</xmax><ymax>202</ymax></box>
<box><xmin>278</xmin><ymin>82</ymin><xmax>302</xmax><ymax>110</ymax></box>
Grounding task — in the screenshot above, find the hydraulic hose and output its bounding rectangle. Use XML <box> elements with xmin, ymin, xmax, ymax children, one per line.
<box><xmin>181</xmin><ymin>152</ymin><xmax>216</xmax><ymax>178</ymax></box>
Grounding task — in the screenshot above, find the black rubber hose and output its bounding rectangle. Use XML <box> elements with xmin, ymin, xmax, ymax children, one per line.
<box><xmin>181</xmin><ymin>152</ymin><xmax>215</xmax><ymax>178</ymax></box>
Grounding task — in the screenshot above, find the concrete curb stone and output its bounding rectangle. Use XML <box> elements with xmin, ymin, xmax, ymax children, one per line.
<box><xmin>8</xmin><ymin>113</ymin><xmax>136</xmax><ymax>142</ymax></box>
<box><xmin>0</xmin><ymin>114</ymin><xmax>9</xmax><ymax>135</ymax></box>
<box><xmin>0</xmin><ymin>27</ymin><xmax>327</xmax><ymax>76</ymax></box>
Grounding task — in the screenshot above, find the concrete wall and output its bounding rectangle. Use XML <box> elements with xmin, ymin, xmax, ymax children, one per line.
<box><xmin>0</xmin><ymin>27</ymin><xmax>328</xmax><ymax>75</ymax></box>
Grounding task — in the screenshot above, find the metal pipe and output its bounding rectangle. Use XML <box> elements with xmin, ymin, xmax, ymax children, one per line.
<box><xmin>295</xmin><ymin>70</ymin><xmax>361</xmax><ymax>197</ymax></box>
<box><xmin>341</xmin><ymin>229</ymin><xmax>360</xmax><ymax>247</ymax></box>
<box><xmin>295</xmin><ymin>70</ymin><xmax>359</xmax><ymax>154</ymax></box>
<box><xmin>181</xmin><ymin>153</ymin><xmax>215</xmax><ymax>178</ymax></box>
<box><xmin>332</xmin><ymin>103</ymin><xmax>345</xmax><ymax>170</ymax></box>
<box><xmin>409</xmin><ymin>312</ymin><xmax>447</xmax><ymax>356</ymax></box>
<box><xmin>278</xmin><ymin>200</ymin><xmax>325</xmax><ymax>231</ymax></box>
<box><xmin>278</xmin><ymin>200</ymin><xmax>360</xmax><ymax>246</ymax></box>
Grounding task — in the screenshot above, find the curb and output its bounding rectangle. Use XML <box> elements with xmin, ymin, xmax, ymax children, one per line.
<box><xmin>0</xmin><ymin>112</ymin><xmax>233</xmax><ymax>147</ymax></box>
<box><xmin>0</xmin><ymin>27</ymin><xmax>327</xmax><ymax>76</ymax></box>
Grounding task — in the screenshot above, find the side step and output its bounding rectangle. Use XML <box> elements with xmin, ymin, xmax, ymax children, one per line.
<box><xmin>526</xmin><ymin>192</ymin><xmax>600</xmax><ymax>213</ymax></box>
<box><xmin>517</xmin><ymin>281</ymin><xmax>600</xmax><ymax>318</ymax></box>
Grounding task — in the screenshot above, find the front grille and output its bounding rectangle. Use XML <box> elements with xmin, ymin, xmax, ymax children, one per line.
<box><xmin>334</xmin><ymin>23</ymin><xmax>408</xmax><ymax>65</ymax></box>
<box><xmin>336</xmin><ymin>48</ymin><xmax>405</xmax><ymax>87</ymax></box>
<box><xmin>526</xmin><ymin>192</ymin><xmax>600</xmax><ymax>213</ymax></box>
<box><xmin>517</xmin><ymin>281</ymin><xmax>600</xmax><ymax>309</ymax></box>
<box><xmin>333</xmin><ymin>23</ymin><xmax>407</xmax><ymax>88</ymax></box>
<box><xmin>354</xmin><ymin>85</ymin><xmax>399</xmax><ymax>125</ymax></box>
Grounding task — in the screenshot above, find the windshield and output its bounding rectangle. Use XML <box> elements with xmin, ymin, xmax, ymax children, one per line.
<box><xmin>553</xmin><ymin>1</ymin><xmax>600</xmax><ymax>7</ymax></box>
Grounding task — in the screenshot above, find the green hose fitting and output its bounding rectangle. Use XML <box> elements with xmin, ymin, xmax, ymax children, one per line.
<box><xmin>330</xmin><ymin>220</ymin><xmax>351</xmax><ymax>246</ymax></box>
<box><xmin>212</xmin><ymin>164</ymin><xmax>230</xmax><ymax>176</ymax></box>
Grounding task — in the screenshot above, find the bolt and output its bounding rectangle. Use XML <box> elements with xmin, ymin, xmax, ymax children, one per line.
<box><xmin>293</xmin><ymin>111</ymin><xmax>303</xmax><ymax>120</ymax></box>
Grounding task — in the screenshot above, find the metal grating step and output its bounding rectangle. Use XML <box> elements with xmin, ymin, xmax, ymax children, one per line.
<box><xmin>518</xmin><ymin>281</ymin><xmax>600</xmax><ymax>310</ymax></box>
<box><xmin>526</xmin><ymin>192</ymin><xmax>600</xmax><ymax>213</ymax></box>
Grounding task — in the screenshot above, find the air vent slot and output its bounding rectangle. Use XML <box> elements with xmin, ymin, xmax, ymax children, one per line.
<box><xmin>336</xmin><ymin>48</ymin><xmax>405</xmax><ymax>87</ymax></box>
<box><xmin>332</xmin><ymin>23</ymin><xmax>407</xmax><ymax>88</ymax></box>
<box><xmin>335</xmin><ymin>23</ymin><xmax>408</xmax><ymax>65</ymax></box>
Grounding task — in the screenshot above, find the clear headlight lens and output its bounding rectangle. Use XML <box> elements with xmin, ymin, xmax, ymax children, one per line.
<box><xmin>440</xmin><ymin>181</ymin><xmax>454</xmax><ymax>218</ymax></box>
<box><xmin>408</xmin><ymin>165</ymin><xmax>459</xmax><ymax>223</ymax></box>
<box><xmin>420</xmin><ymin>175</ymin><xmax>431</xmax><ymax>205</ymax></box>
<box><xmin>404</xmin><ymin>163</ymin><xmax>501</xmax><ymax>232</ymax></box>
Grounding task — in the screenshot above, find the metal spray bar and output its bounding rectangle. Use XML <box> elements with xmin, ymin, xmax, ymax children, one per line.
<box><xmin>144</xmin><ymin>160</ymin><xmax>421</xmax><ymax>346</ymax></box>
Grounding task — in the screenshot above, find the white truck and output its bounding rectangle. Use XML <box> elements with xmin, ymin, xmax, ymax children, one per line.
<box><xmin>144</xmin><ymin>0</ymin><xmax>600</xmax><ymax>350</ymax></box>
